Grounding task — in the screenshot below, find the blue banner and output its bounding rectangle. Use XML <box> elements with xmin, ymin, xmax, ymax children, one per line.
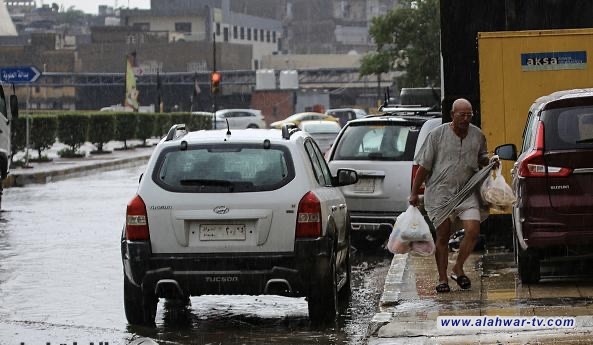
<box><xmin>521</xmin><ymin>51</ymin><xmax>587</xmax><ymax>71</ymax></box>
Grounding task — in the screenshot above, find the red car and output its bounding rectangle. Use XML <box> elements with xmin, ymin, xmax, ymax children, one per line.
<box><xmin>496</xmin><ymin>88</ymin><xmax>593</xmax><ymax>283</ymax></box>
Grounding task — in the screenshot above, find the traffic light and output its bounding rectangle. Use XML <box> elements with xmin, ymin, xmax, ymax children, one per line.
<box><xmin>211</xmin><ymin>71</ymin><xmax>221</xmax><ymax>94</ymax></box>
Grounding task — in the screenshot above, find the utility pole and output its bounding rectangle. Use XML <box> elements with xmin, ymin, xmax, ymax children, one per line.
<box><xmin>212</xmin><ymin>33</ymin><xmax>218</xmax><ymax>129</ymax></box>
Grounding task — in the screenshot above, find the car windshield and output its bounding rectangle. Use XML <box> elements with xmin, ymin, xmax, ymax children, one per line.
<box><xmin>542</xmin><ymin>105</ymin><xmax>593</xmax><ymax>150</ymax></box>
<box><xmin>155</xmin><ymin>144</ymin><xmax>293</xmax><ymax>192</ymax></box>
<box><xmin>302</xmin><ymin>122</ymin><xmax>340</xmax><ymax>134</ymax></box>
<box><xmin>333</xmin><ymin>122</ymin><xmax>421</xmax><ymax>161</ymax></box>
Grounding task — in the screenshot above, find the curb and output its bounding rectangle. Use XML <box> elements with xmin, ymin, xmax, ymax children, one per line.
<box><xmin>367</xmin><ymin>253</ymin><xmax>409</xmax><ymax>337</ymax></box>
<box><xmin>3</xmin><ymin>154</ymin><xmax>151</xmax><ymax>188</ymax></box>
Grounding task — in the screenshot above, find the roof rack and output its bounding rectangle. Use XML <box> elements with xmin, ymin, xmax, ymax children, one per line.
<box><xmin>378</xmin><ymin>88</ymin><xmax>442</xmax><ymax>117</ymax></box>
<box><xmin>281</xmin><ymin>122</ymin><xmax>300</xmax><ymax>140</ymax></box>
<box><xmin>165</xmin><ymin>123</ymin><xmax>188</xmax><ymax>141</ymax></box>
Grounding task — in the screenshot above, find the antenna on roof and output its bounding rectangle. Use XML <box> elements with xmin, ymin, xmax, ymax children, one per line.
<box><xmin>225</xmin><ymin>118</ymin><xmax>231</xmax><ymax>136</ymax></box>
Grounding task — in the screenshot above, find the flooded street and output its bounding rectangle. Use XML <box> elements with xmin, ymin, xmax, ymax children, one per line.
<box><xmin>0</xmin><ymin>166</ymin><xmax>391</xmax><ymax>345</ymax></box>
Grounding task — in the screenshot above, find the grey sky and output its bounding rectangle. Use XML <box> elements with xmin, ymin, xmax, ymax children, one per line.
<box><xmin>55</xmin><ymin>0</ymin><xmax>150</xmax><ymax>14</ymax></box>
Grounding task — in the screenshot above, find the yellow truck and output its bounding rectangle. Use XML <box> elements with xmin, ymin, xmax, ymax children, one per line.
<box><xmin>478</xmin><ymin>28</ymin><xmax>593</xmax><ymax>182</ymax></box>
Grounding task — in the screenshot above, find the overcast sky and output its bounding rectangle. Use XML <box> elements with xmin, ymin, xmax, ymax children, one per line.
<box><xmin>54</xmin><ymin>0</ymin><xmax>150</xmax><ymax>14</ymax></box>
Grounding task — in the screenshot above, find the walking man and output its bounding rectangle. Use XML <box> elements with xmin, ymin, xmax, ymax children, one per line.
<box><xmin>409</xmin><ymin>98</ymin><xmax>497</xmax><ymax>293</ymax></box>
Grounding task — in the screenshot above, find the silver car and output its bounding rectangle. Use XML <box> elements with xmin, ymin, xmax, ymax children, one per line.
<box><xmin>326</xmin><ymin>114</ymin><xmax>441</xmax><ymax>241</ymax></box>
<box><xmin>214</xmin><ymin>109</ymin><xmax>266</xmax><ymax>129</ymax></box>
<box><xmin>299</xmin><ymin>120</ymin><xmax>341</xmax><ymax>154</ymax></box>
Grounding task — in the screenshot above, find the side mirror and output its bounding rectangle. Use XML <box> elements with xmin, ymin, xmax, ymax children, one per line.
<box><xmin>10</xmin><ymin>94</ymin><xmax>18</xmax><ymax>120</ymax></box>
<box><xmin>335</xmin><ymin>168</ymin><xmax>358</xmax><ymax>186</ymax></box>
<box><xmin>495</xmin><ymin>144</ymin><xmax>517</xmax><ymax>161</ymax></box>
<box><xmin>0</xmin><ymin>85</ymin><xmax>6</xmax><ymax>117</ymax></box>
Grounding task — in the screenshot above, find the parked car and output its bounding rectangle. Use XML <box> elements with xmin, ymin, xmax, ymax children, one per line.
<box><xmin>214</xmin><ymin>109</ymin><xmax>266</xmax><ymax>129</ymax></box>
<box><xmin>299</xmin><ymin>120</ymin><xmax>341</xmax><ymax>154</ymax></box>
<box><xmin>495</xmin><ymin>88</ymin><xmax>593</xmax><ymax>284</ymax></box>
<box><xmin>326</xmin><ymin>108</ymin><xmax>367</xmax><ymax>127</ymax></box>
<box><xmin>326</xmin><ymin>113</ymin><xmax>441</xmax><ymax>242</ymax></box>
<box><xmin>121</xmin><ymin>123</ymin><xmax>358</xmax><ymax>326</ymax></box>
<box><xmin>269</xmin><ymin>112</ymin><xmax>338</xmax><ymax>129</ymax></box>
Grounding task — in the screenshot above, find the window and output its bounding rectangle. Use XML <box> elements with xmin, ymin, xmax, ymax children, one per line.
<box><xmin>155</xmin><ymin>145</ymin><xmax>294</xmax><ymax>193</ymax></box>
<box><xmin>273</xmin><ymin>31</ymin><xmax>276</xmax><ymax>43</ymax></box>
<box><xmin>266</xmin><ymin>30</ymin><xmax>270</xmax><ymax>42</ymax></box>
<box><xmin>304</xmin><ymin>141</ymin><xmax>332</xmax><ymax>186</ymax></box>
<box><xmin>247</xmin><ymin>28</ymin><xmax>251</xmax><ymax>41</ymax></box>
<box><xmin>132</xmin><ymin>22</ymin><xmax>149</xmax><ymax>31</ymax></box>
<box><xmin>223</xmin><ymin>27</ymin><xmax>229</xmax><ymax>42</ymax></box>
<box><xmin>260</xmin><ymin>29</ymin><xmax>264</xmax><ymax>41</ymax></box>
<box><xmin>543</xmin><ymin>106</ymin><xmax>593</xmax><ymax>150</ymax></box>
<box><xmin>216</xmin><ymin>23</ymin><xmax>220</xmax><ymax>35</ymax></box>
<box><xmin>333</xmin><ymin>123</ymin><xmax>420</xmax><ymax>161</ymax></box>
<box><xmin>175</xmin><ymin>22</ymin><xmax>191</xmax><ymax>33</ymax></box>
<box><xmin>233</xmin><ymin>26</ymin><xmax>238</xmax><ymax>39</ymax></box>
<box><xmin>254</xmin><ymin>29</ymin><xmax>258</xmax><ymax>41</ymax></box>
<box><xmin>240</xmin><ymin>27</ymin><xmax>244</xmax><ymax>40</ymax></box>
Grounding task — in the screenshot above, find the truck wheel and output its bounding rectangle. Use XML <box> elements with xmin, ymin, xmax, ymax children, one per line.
<box><xmin>124</xmin><ymin>276</ymin><xmax>158</xmax><ymax>326</ymax></box>
<box><xmin>307</xmin><ymin>249</ymin><xmax>338</xmax><ymax>325</ymax></box>
<box><xmin>517</xmin><ymin>248</ymin><xmax>540</xmax><ymax>284</ymax></box>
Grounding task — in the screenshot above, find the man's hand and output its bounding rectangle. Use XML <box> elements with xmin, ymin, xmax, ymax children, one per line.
<box><xmin>409</xmin><ymin>193</ymin><xmax>420</xmax><ymax>206</ymax></box>
<box><xmin>490</xmin><ymin>154</ymin><xmax>500</xmax><ymax>169</ymax></box>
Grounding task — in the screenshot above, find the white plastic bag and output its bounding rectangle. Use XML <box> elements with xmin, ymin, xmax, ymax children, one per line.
<box><xmin>398</xmin><ymin>206</ymin><xmax>433</xmax><ymax>242</ymax></box>
<box><xmin>386</xmin><ymin>224</ymin><xmax>411</xmax><ymax>254</ymax></box>
<box><xmin>480</xmin><ymin>168</ymin><xmax>516</xmax><ymax>211</ymax></box>
<box><xmin>410</xmin><ymin>240</ymin><xmax>435</xmax><ymax>256</ymax></box>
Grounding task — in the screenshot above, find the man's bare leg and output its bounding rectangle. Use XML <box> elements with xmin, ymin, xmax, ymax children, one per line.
<box><xmin>435</xmin><ymin>219</ymin><xmax>453</xmax><ymax>283</ymax></box>
<box><xmin>452</xmin><ymin>219</ymin><xmax>480</xmax><ymax>277</ymax></box>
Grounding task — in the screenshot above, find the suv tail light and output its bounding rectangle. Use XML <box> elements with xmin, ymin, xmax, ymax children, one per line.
<box><xmin>411</xmin><ymin>164</ymin><xmax>425</xmax><ymax>194</ymax></box>
<box><xmin>126</xmin><ymin>195</ymin><xmax>150</xmax><ymax>240</ymax></box>
<box><xmin>518</xmin><ymin>121</ymin><xmax>572</xmax><ymax>178</ymax></box>
<box><xmin>296</xmin><ymin>191</ymin><xmax>321</xmax><ymax>238</ymax></box>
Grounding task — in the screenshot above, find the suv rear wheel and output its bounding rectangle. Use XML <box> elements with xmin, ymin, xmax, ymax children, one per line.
<box><xmin>307</xmin><ymin>247</ymin><xmax>338</xmax><ymax>324</ymax></box>
<box><xmin>516</xmin><ymin>246</ymin><xmax>540</xmax><ymax>284</ymax></box>
<box><xmin>124</xmin><ymin>276</ymin><xmax>158</xmax><ymax>325</ymax></box>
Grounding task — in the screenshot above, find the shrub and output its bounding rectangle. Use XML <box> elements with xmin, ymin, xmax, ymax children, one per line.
<box><xmin>154</xmin><ymin>113</ymin><xmax>172</xmax><ymax>138</ymax></box>
<box><xmin>30</xmin><ymin>116</ymin><xmax>58</xmax><ymax>159</ymax></box>
<box><xmin>10</xmin><ymin>117</ymin><xmax>27</xmax><ymax>162</ymax></box>
<box><xmin>56</xmin><ymin>114</ymin><xmax>90</xmax><ymax>155</ymax></box>
<box><xmin>136</xmin><ymin>113</ymin><xmax>157</xmax><ymax>146</ymax></box>
<box><xmin>114</xmin><ymin>113</ymin><xmax>138</xmax><ymax>149</ymax></box>
<box><xmin>88</xmin><ymin>114</ymin><xmax>115</xmax><ymax>153</ymax></box>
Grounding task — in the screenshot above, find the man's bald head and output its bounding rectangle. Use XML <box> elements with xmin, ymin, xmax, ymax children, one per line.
<box><xmin>451</xmin><ymin>98</ymin><xmax>472</xmax><ymax>113</ymax></box>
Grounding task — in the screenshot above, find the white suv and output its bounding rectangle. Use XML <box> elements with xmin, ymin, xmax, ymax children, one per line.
<box><xmin>121</xmin><ymin>124</ymin><xmax>358</xmax><ymax>326</ymax></box>
<box><xmin>214</xmin><ymin>109</ymin><xmax>266</xmax><ymax>129</ymax></box>
<box><xmin>326</xmin><ymin>114</ymin><xmax>441</xmax><ymax>242</ymax></box>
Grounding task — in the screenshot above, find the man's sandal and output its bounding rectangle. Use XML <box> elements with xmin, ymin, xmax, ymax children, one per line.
<box><xmin>450</xmin><ymin>274</ymin><xmax>471</xmax><ymax>289</ymax></box>
<box><xmin>435</xmin><ymin>282</ymin><xmax>450</xmax><ymax>293</ymax></box>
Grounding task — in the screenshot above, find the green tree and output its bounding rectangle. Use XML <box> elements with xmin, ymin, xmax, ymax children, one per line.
<box><xmin>360</xmin><ymin>0</ymin><xmax>440</xmax><ymax>88</ymax></box>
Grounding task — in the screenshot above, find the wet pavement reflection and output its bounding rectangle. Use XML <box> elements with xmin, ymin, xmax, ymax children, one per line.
<box><xmin>0</xmin><ymin>167</ymin><xmax>392</xmax><ymax>345</ymax></box>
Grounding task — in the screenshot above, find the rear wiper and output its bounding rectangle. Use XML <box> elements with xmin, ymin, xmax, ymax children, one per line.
<box><xmin>180</xmin><ymin>179</ymin><xmax>232</xmax><ymax>187</ymax></box>
<box><xmin>576</xmin><ymin>137</ymin><xmax>593</xmax><ymax>144</ymax></box>
<box><xmin>367</xmin><ymin>152</ymin><xmax>384</xmax><ymax>160</ymax></box>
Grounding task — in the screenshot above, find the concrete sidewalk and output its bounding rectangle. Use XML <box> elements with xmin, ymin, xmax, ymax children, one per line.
<box><xmin>369</xmin><ymin>250</ymin><xmax>593</xmax><ymax>344</ymax></box>
<box><xmin>3</xmin><ymin>141</ymin><xmax>155</xmax><ymax>188</ymax></box>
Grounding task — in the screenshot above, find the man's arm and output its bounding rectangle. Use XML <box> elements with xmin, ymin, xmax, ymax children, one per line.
<box><xmin>409</xmin><ymin>165</ymin><xmax>428</xmax><ymax>206</ymax></box>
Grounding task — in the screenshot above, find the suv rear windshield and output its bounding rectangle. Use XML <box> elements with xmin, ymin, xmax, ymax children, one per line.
<box><xmin>542</xmin><ymin>105</ymin><xmax>593</xmax><ymax>150</ymax></box>
<box><xmin>153</xmin><ymin>144</ymin><xmax>294</xmax><ymax>193</ymax></box>
<box><xmin>332</xmin><ymin>122</ymin><xmax>421</xmax><ymax>161</ymax></box>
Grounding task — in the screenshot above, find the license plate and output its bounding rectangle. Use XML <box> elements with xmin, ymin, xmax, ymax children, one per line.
<box><xmin>353</xmin><ymin>177</ymin><xmax>375</xmax><ymax>193</ymax></box>
<box><xmin>199</xmin><ymin>224</ymin><xmax>246</xmax><ymax>241</ymax></box>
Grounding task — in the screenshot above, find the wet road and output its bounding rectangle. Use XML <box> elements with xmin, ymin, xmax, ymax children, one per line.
<box><xmin>0</xmin><ymin>166</ymin><xmax>391</xmax><ymax>345</ymax></box>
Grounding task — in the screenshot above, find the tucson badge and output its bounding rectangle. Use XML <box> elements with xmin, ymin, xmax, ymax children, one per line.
<box><xmin>213</xmin><ymin>206</ymin><xmax>229</xmax><ymax>214</ymax></box>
